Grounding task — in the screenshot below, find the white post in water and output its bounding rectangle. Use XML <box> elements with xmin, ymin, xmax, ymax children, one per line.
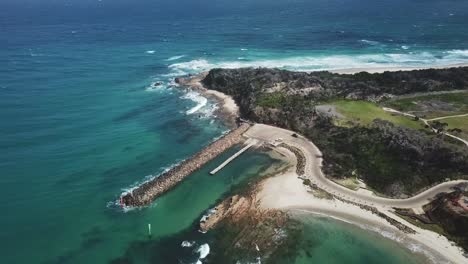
<box><xmin>148</xmin><ymin>223</ymin><xmax>152</xmax><ymax>237</ymax></box>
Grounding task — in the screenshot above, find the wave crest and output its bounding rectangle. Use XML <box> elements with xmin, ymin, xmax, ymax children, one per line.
<box><xmin>197</xmin><ymin>243</ymin><xmax>210</xmax><ymax>259</ymax></box>
<box><xmin>167</xmin><ymin>55</ymin><xmax>186</xmax><ymax>61</ymax></box>
<box><xmin>168</xmin><ymin>50</ymin><xmax>468</xmax><ymax>75</ymax></box>
<box><xmin>181</xmin><ymin>91</ymin><xmax>209</xmax><ymax>115</ymax></box>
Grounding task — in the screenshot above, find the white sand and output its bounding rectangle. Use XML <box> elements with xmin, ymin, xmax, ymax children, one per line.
<box><xmin>180</xmin><ymin>72</ymin><xmax>239</xmax><ymax>118</ymax></box>
<box><xmin>257</xmin><ymin>147</ymin><xmax>467</xmax><ymax>264</ymax></box>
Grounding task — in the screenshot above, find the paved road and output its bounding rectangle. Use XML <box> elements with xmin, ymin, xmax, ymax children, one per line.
<box><xmin>245</xmin><ymin>124</ymin><xmax>468</xmax><ymax>210</ymax></box>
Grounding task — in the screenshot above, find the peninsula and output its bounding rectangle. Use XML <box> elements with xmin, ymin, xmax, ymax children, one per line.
<box><xmin>186</xmin><ymin>66</ymin><xmax>468</xmax><ymax>263</ymax></box>
<box><xmin>121</xmin><ymin>66</ymin><xmax>468</xmax><ymax>263</ymax></box>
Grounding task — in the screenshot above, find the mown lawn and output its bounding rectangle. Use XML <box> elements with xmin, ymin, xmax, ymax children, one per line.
<box><xmin>331</xmin><ymin>100</ymin><xmax>425</xmax><ymax>130</ymax></box>
<box><xmin>384</xmin><ymin>92</ymin><xmax>468</xmax><ymax>118</ymax></box>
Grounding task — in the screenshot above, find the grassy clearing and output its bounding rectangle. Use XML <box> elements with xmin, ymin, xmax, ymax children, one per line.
<box><xmin>257</xmin><ymin>92</ymin><xmax>286</xmax><ymax>108</ymax></box>
<box><xmin>331</xmin><ymin>177</ymin><xmax>361</xmax><ymax>191</ymax></box>
<box><xmin>385</xmin><ymin>92</ymin><xmax>468</xmax><ymax>118</ymax></box>
<box><xmin>331</xmin><ymin>100</ymin><xmax>425</xmax><ymax>130</ymax></box>
<box><xmin>433</xmin><ymin>116</ymin><xmax>468</xmax><ymax>140</ymax></box>
<box><xmin>302</xmin><ymin>179</ymin><xmax>334</xmax><ymax>199</ymax></box>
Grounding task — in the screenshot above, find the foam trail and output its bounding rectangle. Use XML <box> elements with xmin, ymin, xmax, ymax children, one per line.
<box><xmin>167</xmin><ymin>55</ymin><xmax>186</xmax><ymax>61</ymax></box>
<box><xmin>182</xmin><ymin>91</ymin><xmax>208</xmax><ymax>115</ymax></box>
<box><xmin>168</xmin><ymin>50</ymin><xmax>468</xmax><ymax>74</ymax></box>
<box><xmin>181</xmin><ymin>241</ymin><xmax>195</xmax><ymax>247</ymax></box>
<box><xmin>145</xmin><ymin>81</ymin><xmax>166</xmax><ymax>92</ymax></box>
<box><xmin>360</xmin><ymin>39</ymin><xmax>380</xmax><ymax>46</ymax></box>
<box><xmin>197</xmin><ymin>243</ymin><xmax>210</xmax><ymax>259</ymax></box>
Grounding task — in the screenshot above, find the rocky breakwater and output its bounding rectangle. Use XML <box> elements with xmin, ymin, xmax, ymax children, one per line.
<box><xmin>121</xmin><ymin>123</ymin><xmax>251</xmax><ymax>207</ymax></box>
<box><xmin>278</xmin><ymin>143</ymin><xmax>306</xmax><ymax>176</ymax></box>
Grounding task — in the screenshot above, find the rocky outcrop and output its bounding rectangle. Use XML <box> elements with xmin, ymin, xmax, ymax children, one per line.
<box><xmin>424</xmin><ymin>190</ymin><xmax>468</xmax><ymax>251</ymax></box>
<box><xmin>121</xmin><ymin>123</ymin><xmax>251</xmax><ymax>207</ymax></box>
<box><xmin>200</xmin><ymin>195</ymin><xmax>253</xmax><ymax>232</ymax></box>
<box><xmin>201</xmin><ymin>192</ymin><xmax>298</xmax><ymax>263</ymax></box>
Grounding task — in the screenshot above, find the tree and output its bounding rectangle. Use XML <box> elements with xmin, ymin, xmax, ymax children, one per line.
<box><xmin>431</xmin><ymin>121</ymin><xmax>448</xmax><ymax>134</ymax></box>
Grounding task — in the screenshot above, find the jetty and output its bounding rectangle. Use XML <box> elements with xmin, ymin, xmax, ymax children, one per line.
<box><xmin>121</xmin><ymin>123</ymin><xmax>251</xmax><ymax>207</ymax></box>
<box><xmin>210</xmin><ymin>139</ymin><xmax>256</xmax><ymax>175</ymax></box>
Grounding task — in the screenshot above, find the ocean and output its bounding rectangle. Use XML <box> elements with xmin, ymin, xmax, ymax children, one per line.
<box><xmin>1</xmin><ymin>0</ymin><xmax>467</xmax><ymax>263</ymax></box>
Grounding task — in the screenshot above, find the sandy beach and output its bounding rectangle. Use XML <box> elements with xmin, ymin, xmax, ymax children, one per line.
<box><xmin>257</xmin><ymin>145</ymin><xmax>467</xmax><ymax>264</ymax></box>
<box><xmin>176</xmin><ymin>72</ymin><xmax>239</xmax><ymax>126</ymax></box>
<box><xmin>179</xmin><ymin>67</ymin><xmax>468</xmax><ymax>263</ymax></box>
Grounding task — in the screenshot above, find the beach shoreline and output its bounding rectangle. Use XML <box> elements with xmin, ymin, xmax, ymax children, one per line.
<box><xmin>176</xmin><ymin>66</ymin><xmax>468</xmax><ymax>263</ymax></box>
<box><xmin>175</xmin><ymin>73</ymin><xmax>240</xmax><ymax>128</ymax></box>
<box><xmin>256</xmin><ymin>145</ymin><xmax>467</xmax><ymax>264</ymax></box>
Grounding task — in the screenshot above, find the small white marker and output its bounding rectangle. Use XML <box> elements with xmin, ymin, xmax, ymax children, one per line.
<box><xmin>148</xmin><ymin>223</ymin><xmax>152</xmax><ymax>236</ymax></box>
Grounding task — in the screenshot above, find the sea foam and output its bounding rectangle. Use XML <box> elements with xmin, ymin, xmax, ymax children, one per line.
<box><xmin>360</xmin><ymin>39</ymin><xmax>381</xmax><ymax>46</ymax></box>
<box><xmin>181</xmin><ymin>240</ymin><xmax>195</xmax><ymax>247</ymax></box>
<box><xmin>197</xmin><ymin>243</ymin><xmax>210</xmax><ymax>259</ymax></box>
<box><xmin>167</xmin><ymin>55</ymin><xmax>186</xmax><ymax>61</ymax></box>
<box><xmin>168</xmin><ymin>50</ymin><xmax>468</xmax><ymax>75</ymax></box>
<box><xmin>181</xmin><ymin>91</ymin><xmax>208</xmax><ymax>115</ymax></box>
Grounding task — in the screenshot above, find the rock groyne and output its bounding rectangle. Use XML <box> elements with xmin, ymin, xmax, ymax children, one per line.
<box><xmin>279</xmin><ymin>143</ymin><xmax>306</xmax><ymax>176</ymax></box>
<box><xmin>121</xmin><ymin>123</ymin><xmax>251</xmax><ymax>207</ymax></box>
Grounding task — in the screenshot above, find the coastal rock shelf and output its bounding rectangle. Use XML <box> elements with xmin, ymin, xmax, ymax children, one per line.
<box><xmin>121</xmin><ymin>123</ymin><xmax>251</xmax><ymax>207</ymax></box>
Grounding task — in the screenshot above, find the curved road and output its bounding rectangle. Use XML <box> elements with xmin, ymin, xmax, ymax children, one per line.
<box><xmin>245</xmin><ymin>124</ymin><xmax>468</xmax><ymax>210</ymax></box>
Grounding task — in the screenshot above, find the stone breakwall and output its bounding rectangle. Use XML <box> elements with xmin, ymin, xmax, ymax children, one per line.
<box><xmin>121</xmin><ymin>123</ymin><xmax>251</xmax><ymax>207</ymax></box>
<box><xmin>279</xmin><ymin>143</ymin><xmax>306</xmax><ymax>176</ymax></box>
<box><xmin>307</xmin><ymin>182</ymin><xmax>416</xmax><ymax>234</ymax></box>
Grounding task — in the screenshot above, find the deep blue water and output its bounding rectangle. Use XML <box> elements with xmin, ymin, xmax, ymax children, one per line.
<box><xmin>1</xmin><ymin>0</ymin><xmax>468</xmax><ymax>263</ymax></box>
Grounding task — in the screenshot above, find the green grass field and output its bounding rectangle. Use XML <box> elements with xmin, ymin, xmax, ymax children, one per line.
<box><xmin>431</xmin><ymin>116</ymin><xmax>468</xmax><ymax>140</ymax></box>
<box><xmin>385</xmin><ymin>92</ymin><xmax>468</xmax><ymax>119</ymax></box>
<box><xmin>331</xmin><ymin>100</ymin><xmax>425</xmax><ymax>130</ymax></box>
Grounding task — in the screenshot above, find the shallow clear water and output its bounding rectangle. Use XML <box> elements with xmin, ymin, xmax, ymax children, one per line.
<box><xmin>1</xmin><ymin>0</ymin><xmax>468</xmax><ymax>263</ymax></box>
<box><xmin>291</xmin><ymin>215</ymin><xmax>427</xmax><ymax>264</ymax></box>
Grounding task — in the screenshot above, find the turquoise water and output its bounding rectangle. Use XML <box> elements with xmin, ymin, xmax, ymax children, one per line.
<box><xmin>2</xmin><ymin>0</ymin><xmax>468</xmax><ymax>263</ymax></box>
<box><xmin>291</xmin><ymin>215</ymin><xmax>426</xmax><ymax>264</ymax></box>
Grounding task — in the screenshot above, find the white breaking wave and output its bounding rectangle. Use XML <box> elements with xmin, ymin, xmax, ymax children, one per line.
<box><xmin>446</xmin><ymin>49</ymin><xmax>468</xmax><ymax>57</ymax></box>
<box><xmin>401</xmin><ymin>45</ymin><xmax>410</xmax><ymax>50</ymax></box>
<box><xmin>168</xmin><ymin>50</ymin><xmax>468</xmax><ymax>75</ymax></box>
<box><xmin>181</xmin><ymin>240</ymin><xmax>195</xmax><ymax>247</ymax></box>
<box><xmin>146</xmin><ymin>50</ymin><xmax>156</xmax><ymax>54</ymax></box>
<box><xmin>166</xmin><ymin>55</ymin><xmax>186</xmax><ymax>61</ymax></box>
<box><xmin>145</xmin><ymin>81</ymin><xmax>166</xmax><ymax>92</ymax></box>
<box><xmin>182</xmin><ymin>91</ymin><xmax>208</xmax><ymax>115</ymax></box>
<box><xmin>360</xmin><ymin>39</ymin><xmax>381</xmax><ymax>46</ymax></box>
<box><xmin>200</xmin><ymin>208</ymin><xmax>217</xmax><ymax>223</ymax></box>
<box><xmin>197</xmin><ymin>243</ymin><xmax>210</xmax><ymax>259</ymax></box>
